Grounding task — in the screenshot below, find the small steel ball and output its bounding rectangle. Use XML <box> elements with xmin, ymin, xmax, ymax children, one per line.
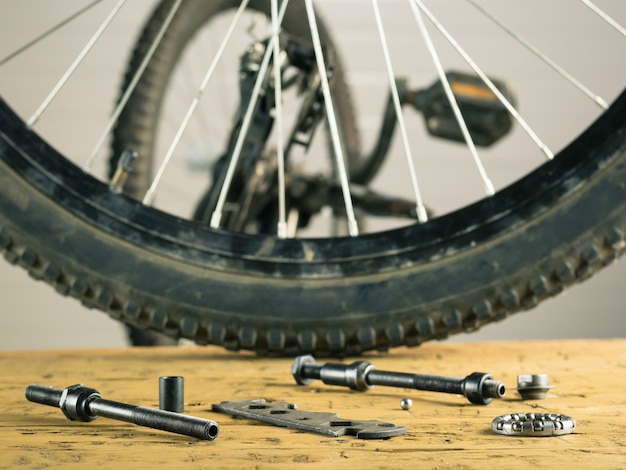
<box><xmin>400</xmin><ymin>397</ymin><xmax>413</xmax><ymax>410</ymax></box>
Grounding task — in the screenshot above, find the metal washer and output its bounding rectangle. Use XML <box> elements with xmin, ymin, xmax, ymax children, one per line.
<box><xmin>492</xmin><ymin>413</ymin><xmax>576</xmax><ymax>437</ymax></box>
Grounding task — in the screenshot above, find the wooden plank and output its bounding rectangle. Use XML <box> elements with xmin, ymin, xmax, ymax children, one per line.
<box><xmin>1</xmin><ymin>340</ymin><xmax>625</xmax><ymax>468</ymax></box>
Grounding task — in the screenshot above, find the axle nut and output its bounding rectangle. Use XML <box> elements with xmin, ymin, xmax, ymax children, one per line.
<box><xmin>516</xmin><ymin>374</ymin><xmax>554</xmax><ymax>400</ymax></box>
<box><xmin>291</xmin><ymin>354</ymin><xmax>318</xmax><ymax>385</ymax></box>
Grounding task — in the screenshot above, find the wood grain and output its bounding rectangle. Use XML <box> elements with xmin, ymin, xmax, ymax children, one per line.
<box><xmin>1</xmin><ymin>340</ymin><xmax>625</xmax><ymax>468</ymax></box>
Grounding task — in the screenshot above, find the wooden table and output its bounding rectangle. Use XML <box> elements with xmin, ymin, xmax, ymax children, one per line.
<box><xmin>1</xmin><ymin>340</ymin><xmax>624</xmax><ymax>468</ymax></box>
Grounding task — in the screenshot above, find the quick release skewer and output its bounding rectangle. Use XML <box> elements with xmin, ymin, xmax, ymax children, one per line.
<box><xmin>291</xmin><ymin>355</ymin><xmax>506</xmax><ymax>405</ymax></box>
<box><xmin>25</xmin><ymin>383</ymin><xmax>218</xmax><ymax>440</ymax></box>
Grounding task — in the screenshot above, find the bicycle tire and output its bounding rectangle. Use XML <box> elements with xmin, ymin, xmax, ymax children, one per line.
<box><xmin>110</xmin><ymin>0</ymin><xmax>362</xmax><ymax>201</ymax></box>
<box><xmin>1</xmin><ymin>84</ymin><xmax>625</xmax><ymax>354</ymax></box>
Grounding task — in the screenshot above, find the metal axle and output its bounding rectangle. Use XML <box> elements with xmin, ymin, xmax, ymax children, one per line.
<box><xmin>25</xmin><ymin>383</ymin><xmax>218</xmax><ymax>440</ymax></box>
<box><xmin>292</xmin><ymin>355</ymin><xmax>506</xmax><ymax>405</ymax></box>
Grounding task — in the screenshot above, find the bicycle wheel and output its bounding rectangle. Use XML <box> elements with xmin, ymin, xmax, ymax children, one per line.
<box><xmin>108</xmin><ymin>0</ymin><xmax>361</xmax><ymax>344</ymax></box>
<box><xmin>0</xmin><ymin>1</ymin><xmax>625</xmax><ymax>355</ymax></box>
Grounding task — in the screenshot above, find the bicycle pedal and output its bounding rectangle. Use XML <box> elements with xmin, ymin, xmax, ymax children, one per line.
<box><xmin>211</xmin><ymin>399</ymin><xmax>406</xmax><ymax>439</ymax></box>
<box><xmin>409</xmin><ymin>70</ymin><xmax>516</xmax><ymax>147</ymax></box>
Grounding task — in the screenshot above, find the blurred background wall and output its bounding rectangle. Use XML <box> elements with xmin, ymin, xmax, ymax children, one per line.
<box><xmin>0</xmin><ymin>0</ymin><xmax>624</xmax><ymax>350</ymax></box>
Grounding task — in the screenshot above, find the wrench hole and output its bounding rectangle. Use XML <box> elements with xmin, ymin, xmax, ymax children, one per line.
<box><xmin>330</xmin><ymin>420</ymin><xmax>352</xmax><ymax>427</ymax></box>
<box><xmin>248</xmin><ymin>404</ymin><xmax>269</xmax><ymax>410</ymax></box>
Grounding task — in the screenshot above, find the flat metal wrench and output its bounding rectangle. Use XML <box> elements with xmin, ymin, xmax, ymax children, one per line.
<box><xmin>212</xmin><ymin>399</ymin><xmax>406</xmax><ymax>439</ymax></box>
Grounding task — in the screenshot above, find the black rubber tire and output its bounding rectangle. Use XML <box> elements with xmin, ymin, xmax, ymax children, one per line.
<box><xmin>1</xmin><ymin>86</ymin><xmax>625</xmax><ymax>355</ymax></box>
<box><xmin>110</xmin><ymin>0</ymin><xmax>362</xmax><ymax>200</ymax></box>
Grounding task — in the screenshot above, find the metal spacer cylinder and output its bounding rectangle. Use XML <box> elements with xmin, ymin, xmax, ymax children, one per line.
<box><xmin>159</xmin><ymin>376</ymin><xmax>184</xmax><ymax>413</ymax></box>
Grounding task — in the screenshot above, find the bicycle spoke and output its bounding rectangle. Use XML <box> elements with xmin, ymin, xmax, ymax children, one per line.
<box><xmin>0</xmin><ymin>0</ymin><xmax>104</xmax><ymax>67</ymax></box>
<box><xmin>415</xmin><ymin>0</ymin><xmax>554</xmax><ymax>161</ymax></box>
<box><xmin>371</xmin><ymin>0</ymin><xmax>428</xmax><ymax>223</ymax></box>
<box><xmin>27</xmin><ymin>0</ymin><xmax>127</xmax><ymax>128</ymax></box>
<box><xmin>271</xmin><ymin>0</ymin><xmax>289</xmax><ymax>238</ymax></box>
<box><xmin>409</xmin><ymin>0</ymin><xmax>495</xmax><ymax>196</ymax></box>
<box><xmin>210</xmin><ymin>0</ymin><xmax>290</xmax><ymax>230</ymax></box>
<box><xmin>467</xmin><ymin>0</ymin><xmax>609</xmax><ymax>110</ymax></box>
<box><xmin>579</xmin><ymin>0</ymin><xmax>626</xmax><ymax>37</ymax></box>
<box><xmin>143</xmin><ymin>0</ymin><xmax>251</xmax><ymax>206</ymax></box>
<box><xmin>84</xmin><ymin>0</ymin><xmax>183</xmax><ymax>172</ymax></box>
<box><xmin>304</xmin><ymin>0</ymin><xmax>359</xmax><ymax>236</ymax></box>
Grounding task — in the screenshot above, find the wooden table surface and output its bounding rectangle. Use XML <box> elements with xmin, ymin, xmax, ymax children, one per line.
<box><xmin>1</xmin><ymin>339</ymin><xmax>625</xmax><ymax>469</ymax></box>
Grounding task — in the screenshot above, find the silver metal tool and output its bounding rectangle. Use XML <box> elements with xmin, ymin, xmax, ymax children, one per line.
<box><xmin>212</xmin><ymin>399</ymin><xmax>406</xmax><ymax>439</ymax></box>
<box><xmin>26</xmin><ymin>383</ymin><xmax>218</xmax><ymax>440</ymax></box>
<box><xmin>492</xmin><ymin>413</ymin><xmax>576</xmax><ymax>437</ymax></box>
